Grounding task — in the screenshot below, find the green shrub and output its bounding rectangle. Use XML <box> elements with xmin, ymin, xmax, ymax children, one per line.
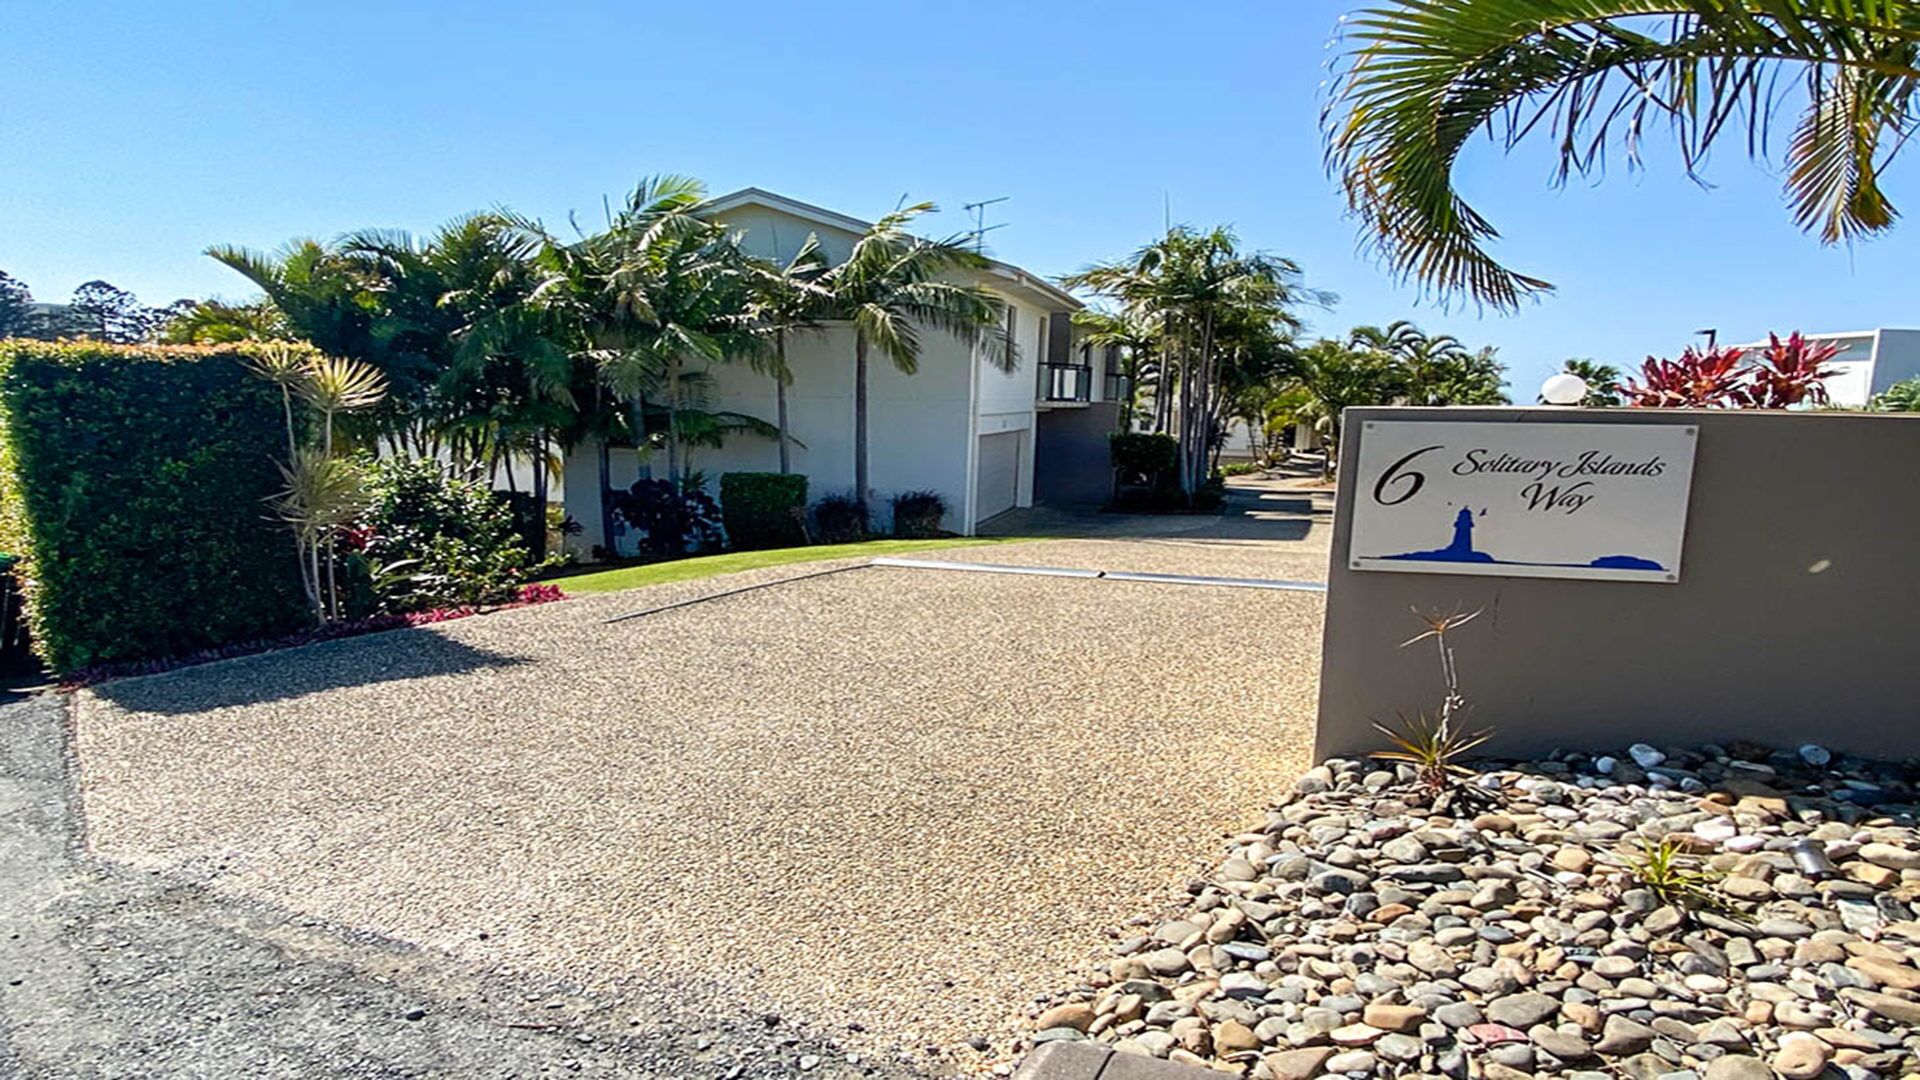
<box><xmin>720</xmin><ymin>472</ymin><xmax>808</xmax><ymax>550</ymax></box>
<box><xmin>356</xmin><ymin>457</ymin><xmax>539</xmax><ymax>611</ymax></box>
<box><xmin>1110</xmin><ymin>432</ymin><xmax>1178</xmax><ymax>487</ymax></box>
<box><xmin>0</xmin><ymin>342</ymin><xmax>307</xmax><ymax>671</ymax></box>
<box><xmin>890</xmin><ymin>490</ymin><xmax>948</xmax><ymax>538</ymax></box>
<box><xmin>810</xmin><ymin>493</ymin><xmax>869</xmax><ymax>544</ymax></box>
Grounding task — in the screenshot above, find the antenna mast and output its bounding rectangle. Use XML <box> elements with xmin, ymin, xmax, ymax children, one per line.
<box><xmin>962</xmin><ymin>196</ymin><xmax>1010</xmax><ymax>252</ymax></box>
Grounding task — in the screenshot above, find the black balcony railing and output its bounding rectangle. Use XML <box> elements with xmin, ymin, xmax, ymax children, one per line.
<box><xmin>1103</xmin><ymin>372</ymin><xmax>1131</xmax><ymax>402</ymax></box>
<box><xmin>1038</xmin><ymin>363</ymin><xmax>1092</xmax><ymax>402</ymax></box>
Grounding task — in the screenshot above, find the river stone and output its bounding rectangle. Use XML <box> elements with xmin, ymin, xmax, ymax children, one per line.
<box><xmin>1376</xmin><ymin>1033</ymin><xmax>1423</xmax><ymax>1062</ymax></box>
<box><xmin>1529</xmin><ymin>1025</ymin><xmax>1595</xmax><ymax>1060</ymax></box>
<box><xmin>1859</xmin><ymin>842</ymin><xmax>1920</xmax><ymax>871</ymax></box>
<box><xmin>1703</xmin><ymin>1056</ymin><xmax>1773</xmax><ymax>1080</ymax></box>
<box><xmin>1262</xmin><ymin>1047</ymin><xmax>1334</xmax><ymax>1080</ymax></box>
<box><xmin>1486</xmin><ymin>992</ymin><xmax>1560</xmax><ymax>1029</ymax></box>
<box><xmin>1771</xmin><ymin>1032</ymin><xmax>1833</xmax><ymax>1080</ymax></box>
<box><xmin>1595</xmin><ymin>1015</ymin><xmax>1658</xmax><ymax>1055</ymax></box>
<box><xmin>1143</xmin><ymin>948</ymin><xmax>1189</xmax><ymax>976</ymax></box>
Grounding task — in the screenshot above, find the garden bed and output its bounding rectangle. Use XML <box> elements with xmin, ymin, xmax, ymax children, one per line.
<box><xmin>1018</xmin><ymin>741</ymin><xmax>1919</xmax><ymax>1079</ymax></box>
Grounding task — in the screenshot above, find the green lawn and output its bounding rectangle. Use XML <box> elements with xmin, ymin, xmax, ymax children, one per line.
<box><xmin>547</xmin><ymin>537</ymin><xmax>1032</xmax><ymax>595</ymax></box>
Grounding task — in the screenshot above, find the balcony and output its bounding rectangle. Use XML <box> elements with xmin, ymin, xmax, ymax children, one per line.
<box><xmin>1038</xmin><ymin>362</ymin><xmax>1093</xmax><ymax>403</ymax></box>
<box><xmin>1103</xmin><ymin>372</ymin><xmax>1131</xmax><ymax>402</ymax></box>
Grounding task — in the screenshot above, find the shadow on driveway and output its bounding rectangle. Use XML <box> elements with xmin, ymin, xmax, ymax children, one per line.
<box><xmin>980</xmin><ymin>475</ymin><xmax>1333</xmax><ymax>546</ymax></box>
<box><xmin>87</xmin><ymin>628</ymin><xmax>529</xmax><ymax>715</ymax></box>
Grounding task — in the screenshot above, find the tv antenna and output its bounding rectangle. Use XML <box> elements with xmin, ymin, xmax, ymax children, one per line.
<box><xmin>962</xmin><ymin>196</ymin><xmax>1010</xmax><ymax>252</ymax></box>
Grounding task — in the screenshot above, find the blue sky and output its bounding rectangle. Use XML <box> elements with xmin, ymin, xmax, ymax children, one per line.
<box><xmin>3</xmin><ymin>1</ymin><xmax>1914</xmax><ymax>395</ymax></box>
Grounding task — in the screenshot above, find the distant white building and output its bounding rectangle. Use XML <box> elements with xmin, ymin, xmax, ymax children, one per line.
<box><xmin>560</xmin><ymin>187</ymin><xmax>1127</xmax><ymax>556</ymax></box>
<box><xmin>1730</xmin><ymin>328</ymin><xmax>1920</xmax><ymax>407</ymax></box>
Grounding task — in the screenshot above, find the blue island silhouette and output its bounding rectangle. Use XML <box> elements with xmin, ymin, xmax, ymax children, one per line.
<box><xmin>1377</xmin><ymin>506</ymin><xmax>1665</xmax><ymax>572</ymax></box>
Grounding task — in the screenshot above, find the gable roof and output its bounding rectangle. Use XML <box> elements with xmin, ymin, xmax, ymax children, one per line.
<box><xmin>700</xmin><ymin>187</ymin><xmax>1083</xmax><ymax>313</ymax></box>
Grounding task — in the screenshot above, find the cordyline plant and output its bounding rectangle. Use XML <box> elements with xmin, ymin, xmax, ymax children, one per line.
<box><xmin>1619</xmin><ymin>333</ymin><xmax>1839</xmax><ymax>409</ymax></box>
<box><xmin>247</xmin><ymin>343</ymin><xmax>390</xmax><ymax>623</ymax></box>
<box><xmin>1372</xmin><ymin>607</ymin><xmax>1494</xmax><ymax>798</ymax></box>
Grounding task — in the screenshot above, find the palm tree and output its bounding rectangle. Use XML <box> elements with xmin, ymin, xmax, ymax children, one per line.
<box><xmin>814</xmin><ymin>203</ymin><xmax>1010</xmax><ymax>506</ymax></box>
<box><xmin>1323</xmin><ymin>1</ymin><xmax>1920</xmax><ymax>309</ymax></box>
<box><xmin>1561</xmin><ymin>359</ymin><xmax>1625</xmax><ymax>407</ymax></box>
<box><xmin>1072</xmin><ymin>306</ymin><xmax>1161</xmax><ymax>431</ymax></box>
<box><xmin>746</xmin><ymin>234</ymin><xmax>831</xmax><ymax>473</ymax></box>
<box><xmin>157</xmin><ymin>299</ymin><xmax>290</xmax><ymax>343</ymax></box>
<box><xmin>1290</xmin><ymin>338</ymin><xmax>1407</xmax><ymax>479</ymax></box>
<box><xmin>1064</xmin><ymin>227</ymin><xmax>1323</xmax><ymax>495</ymax></box>
<box><xmin>342</xmin><ymin>214</ymin><xmax>575</xmax><ymax>494</ymax></box>
<box><xmin>518</xmin><ymin>175</ymin><xmax>714</xmax><ymax>497</ymax></box>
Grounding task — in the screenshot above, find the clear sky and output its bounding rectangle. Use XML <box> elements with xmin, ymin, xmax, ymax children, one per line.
<box><xmin>4</xmin><ymin>1</ymin><xmax>1914</xmax><ymax>395</ymax></box>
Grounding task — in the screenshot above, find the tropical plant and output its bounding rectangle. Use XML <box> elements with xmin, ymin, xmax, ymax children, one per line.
<box><xmin>810</xmin><ymin>493</ymin><xmax>870</xmax><ymax>544</ymax></box>
<box><xmin>249</xmin><ymin>345</ymin><xmax>390</xmax><ymax>622</ymax></box>
<box><xmin>158</xmin><ymin>299</ymin><xmax>291</xmax><ymax>344</ymax></box>
<box><xmin>1324</xmin><ymin>1</ymin><xmax>1920</xmax><ymax>309</ymax></box>
<box><xmin>890</xmin><ymin>490</ymin><xmax>948</xmax><ymax>538</ymax></box>
<box><xmin>1371</xmin><ymin>607</ymin><xmax>1493</xmax><ymax>795</ymax></box>
<box><xmin>640</xmin><ymin>369</ymin><xmax>786</xmax><ymax>478</ymax></box>
<box><xmin>1622</xmin><ymin>837</ymin><xmax>1725</xmax><ymax>913</ymax></box>
<box><xmin>1064</xmin><ymin>227</ymin><xmax>1324</xmax><ymax>496</ymax></box>
<box><xmin>614</xmin><ymin>477</ymin><xmax>723</xmax><ymax>557</ymax></box>
<box><xmin>1871</xmin><ymin>376</ymin><xmax>1920</xmax><ymax>411</ymax></box>
<box><xmin>1619</xmin><ymin>346</ymin><xmax>1749</xmax><ymax>408</ymax></box>
<box><xmin>1289</xmin><ymin>338</ymin><xmax>1406</xmax><ymax>478</ymax></box>
<box><xmin>1560</xmin><ymin>359</ymin><xmax>1624</xmax><ymax>407</ymax></box>
<box><xmin>746</xmin><ymin>234</ymin><xmax>831</xmax><ymax>473</ymax></box>
<box><xmin>815</xmin><ymin>202</ymin><xmax>1010</xmax><ymax>507</ymax></box>
<box><xmin>354</xmin><ymin>456</ymin><xmax>539</xmax><ymax>611</ymax></box>
<box><xmin>1741</xmin><ymin>332</ymin><xmax>1841</xmax><ymax>408</ymax></box>
<box><xmin>1619</xmin><ymin>333</ymin><xmax>1838</xmax><ymax>408</ymax></box>
<box><xmin>1072</xmin><ymin>306</ymin><xmax>1160</xmax><ymax>430</ymax></box>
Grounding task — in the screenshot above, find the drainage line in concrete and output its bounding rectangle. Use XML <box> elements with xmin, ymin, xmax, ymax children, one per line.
<box><xmin>602</xmin><ymin>563</ymin><xmax>870</xmax><ymax>624</ymax></box>
<box><xmin>870</xmin><ymin>557</ymin><xmax>1328</xmax><ymax>593</ymax></box>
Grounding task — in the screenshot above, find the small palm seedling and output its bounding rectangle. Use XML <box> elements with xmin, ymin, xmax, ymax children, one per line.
<box><xmin>1623</xmin><ymin>837</ymin><xmax>1726</xmax><ymax>914</ymax></box>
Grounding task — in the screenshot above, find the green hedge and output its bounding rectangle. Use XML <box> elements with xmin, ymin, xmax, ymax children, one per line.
<box><xmin>720</xmin><ymin>472</ymin><xmax>808</xmax><ymax>550</ymax></box>
<box><xmin>0</xmin><ymin>342</ymin><xmax>307</xmax><ymax>671</ymax></box>
<box><xmin>1110</xmin><ymin>432</ymin><xmax>1178</xmax><ymax>486</ymax></box>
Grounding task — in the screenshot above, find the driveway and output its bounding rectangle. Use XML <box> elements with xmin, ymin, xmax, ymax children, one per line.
<box><xmin>968</xmin><ymin>474</ymin><xmax>1336</xmax><ymax>582</ymax></box>
<box><xmin>63</xmin><ymin>540</ymin><xmax>1326</xmax><ymax>1072</ymax></box>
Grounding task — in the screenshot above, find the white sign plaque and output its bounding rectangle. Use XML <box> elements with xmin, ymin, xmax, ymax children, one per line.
<box><xmin>1349</xmin><ymin>421</ymin><xmax>1698</xmax><ymax>583</ymax></box>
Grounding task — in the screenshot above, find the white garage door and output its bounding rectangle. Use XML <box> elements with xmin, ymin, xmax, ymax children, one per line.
<box><xmin>974</xmin><ymin>431</ymin><xmax>1021</xmax><ymax>524</ymax></box>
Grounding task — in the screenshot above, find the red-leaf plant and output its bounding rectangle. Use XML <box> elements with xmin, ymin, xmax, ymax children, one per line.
<box><xmin>1619</xmin><ymin>346</ymin><xmax>1747</xmax><ymax>407</ymax></box>
<box><xmin>1736</xmin><ymin>333</ymin><xmax>1839</xmax><ymax>409</ymax></box>
<box><xmin>1619</xmin><ymin>333</ymin><xmax>1839</xmax><ymax>409</ymax></box>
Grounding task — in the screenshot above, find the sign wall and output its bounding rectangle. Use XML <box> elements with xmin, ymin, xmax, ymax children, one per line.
<box><xmin>1348</xmin><ymin>421</ymin><xmax>1699</xmax><ymax>583</ymax></box>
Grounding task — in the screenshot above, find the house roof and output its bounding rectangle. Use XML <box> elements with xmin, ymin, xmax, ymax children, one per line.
<box><xmin>700</xmin><ymin>187</ymin><xmax>1083</xmax><ymax>313</ymax></box>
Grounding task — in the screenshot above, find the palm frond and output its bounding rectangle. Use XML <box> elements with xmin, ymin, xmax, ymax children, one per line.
<box><xmin>1323</xmin><ymin>0</ymin><xmax>1920</xmax><ymax>309</ymax></box>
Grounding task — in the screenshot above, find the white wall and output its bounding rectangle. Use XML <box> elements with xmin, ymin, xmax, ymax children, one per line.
<box><xmin>558</xmin><ymin>199</ymin><xmax>1068</xmax><ymax>550</ymax></box>
<box><xmin>1871</xmin><ymin>330</ymin><xmax>1920</xmax><ymax>395</ymax></box>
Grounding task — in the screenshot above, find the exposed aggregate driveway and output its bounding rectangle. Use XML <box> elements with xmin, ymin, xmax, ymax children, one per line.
<box><xmin>64</xmin><ymin>537</ymin><xmax>1326</xmax><ymax>1073</ymax></box>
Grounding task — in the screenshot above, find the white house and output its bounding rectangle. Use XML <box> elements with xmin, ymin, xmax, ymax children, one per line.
<box><xmin>561</xmin><ymin>188</ymin><xmax>1128</xmax><ymax>557</ymax></box>
<box><xmin>1729</xmin><ymin>328</ymin><xmax>1920</xmax><ymax>407</ymax></box>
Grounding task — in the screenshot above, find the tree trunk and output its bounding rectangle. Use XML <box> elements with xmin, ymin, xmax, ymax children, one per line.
<box><xmin>530</xmin><ymin>432</ymin><xmax>549</xmax><ymax>561</ymax></box>
<box><xmin>775</xmin><ymin>330</ymin><xmax>792</xmax><ymax>474</ymax></box>
<box><xmin>665</xmin><ymin>360</ymin><xmax>681</xmax><ymax>488</ymax></box>
<box><xmin>597</xmin><ymin>436</ymin><xmax>616</xmax><ymax>557</ymax></box>
<box><xmin>854</xmin><ymin>331</ymin><xmax>869</xmax><ymax>505</ymax></box>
